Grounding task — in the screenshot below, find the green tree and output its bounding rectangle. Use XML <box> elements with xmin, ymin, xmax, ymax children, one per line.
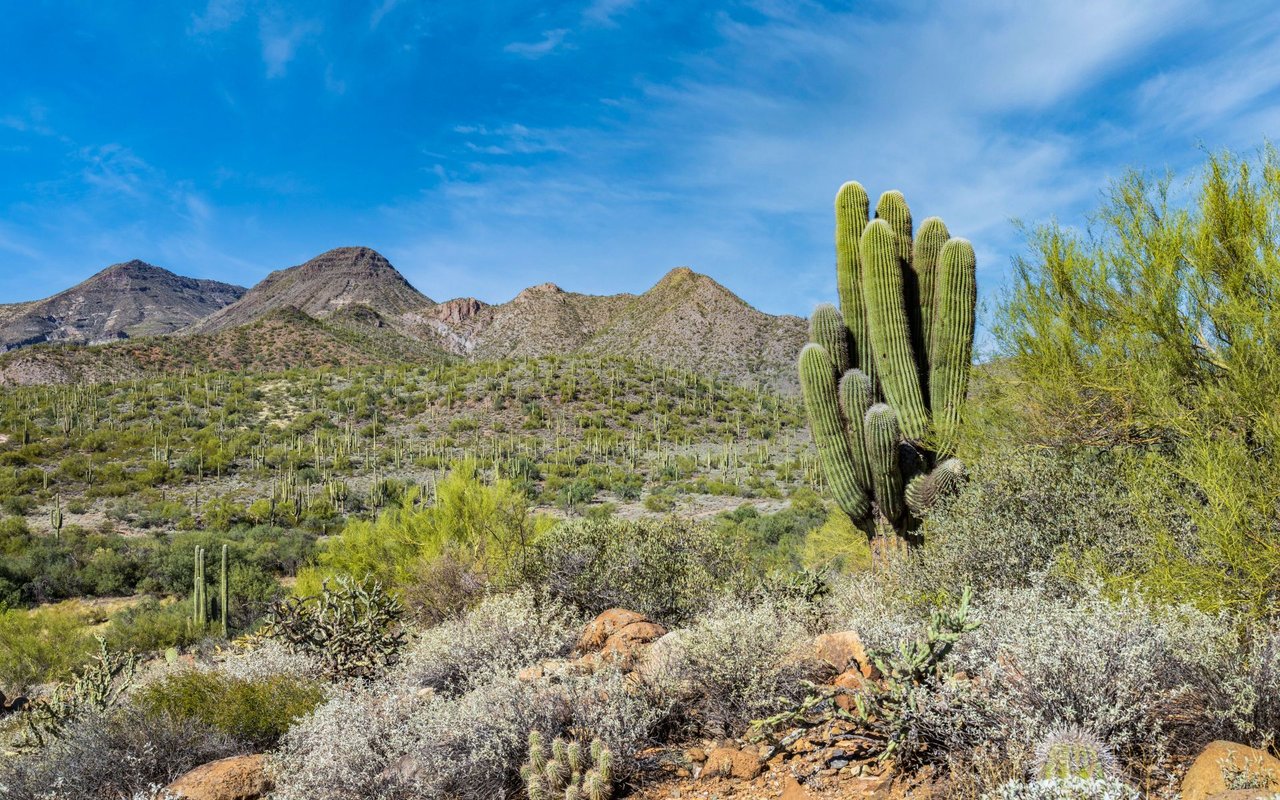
<box><xmin>991</xmin><ymin>146</ymin><xmax>1280</xmax><ymax>617</ymax></box>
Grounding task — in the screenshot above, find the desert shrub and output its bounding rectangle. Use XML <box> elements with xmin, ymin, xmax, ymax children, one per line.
<box><xmin>658</xmin><ymin>597</ymin><xmax>823</xmax><ymax>737</ymax></box>
<box><xmin>985</xmin><ymin>777</ymin><xmax>1139</xmax><ymax>800</ymax></box>
<box><xmin>0</xmin><ymin>706</ymin><xmax>242</xmax><ymax>800</ymax></box>
<box><xmin>1218</xmin><ymin>625</ymin><xmax>1280</xmax><ymax>749</ymax></box>
<box><xmin>0</xmin><ymin>605</ymin><xmax>96</xmax><ymax>691</ymax></box>
<box><xmin>212</xmin><ymin>639</ymin><xmax>324</xmax><ymax>683</ymax></box>
<box><xmin>641</xmin><ymin>492</ymin><xmax>674</xmax><ymax>512</ymax></box>
<box><xmin>714</xmin><ymin>489</ymin><xmax>828</xmax><ymax>570</ymax></box>
<box><xmin>272</xmin><ymin>669</ymin><xmax>667</xmax><ymax>800</ymax></box>
<box><xmin>990</xmin><ymin>147</ymin><xmax>1280</xmax><ymax>618</ymax></box>
<box><xmin>530</xmin><ymin>516</ymin><xmax>745</xmax><ymax>625</ymax></box>
<box><xmin>135</xmin><ymin>670</ymin><xmax>325</xmax><ymax>749</ymax></box>
<box><xmin>884</xmin><ymin>586</ymin><xmax>1238</xmax><ymax>784</ymax></box>
<box><xmin>104</xmin><ymin>598</ymin><xmax>203</xmax><ymax>653</ymax></box>
<box><xmin>397</xmin><ymin>590</ymin><xmax>579</xmax><ymax>697</ymax></box>
<box><xmin>901</xmin><ymin>446</ymin><xmax>1174</xmax><ymax>602</ymax></box>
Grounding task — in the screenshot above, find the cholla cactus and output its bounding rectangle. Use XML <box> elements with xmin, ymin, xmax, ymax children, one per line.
<box><xmin>1033</xmin><ymin>726</ymin><xmax>1117</xmax><ymax>781</ymax></box>
<box><xmin>800</xmin><ymin>182</ymin><xmax>976</xmax><ymax>552</ymax></box>
<box><xmin>20</xmin><ymin>637</ymin><xmax>138</xmax><ymax>747</ymax></box>
<box><xmin>264</xmin><ymin>575</ymin><xmax>406</xmax><ymax>680</ymax></box>
<box><xmin>523</xmin><ymin>731</ymin><xmax>613</xmax><ymax>800</ymax></box>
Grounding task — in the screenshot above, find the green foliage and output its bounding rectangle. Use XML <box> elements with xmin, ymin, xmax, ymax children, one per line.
<box><xmin>800</xmin><ymin>182</ymin><xmax>976</xmax><ymax>547</ymax></box>
<box><xmin>265</xmin><ymin>575</ymin><xmax>406</xmax><ymax>680</ymax></box>
<box><xmin>898</xmin><ymin>445</ymin><xmax>1171</xmax><ymax>602</ymax></box>
<box><xmin>522</xmin><ymin>731</ymin><xmax>614</xmax><ymax>800</ymax></box>
<box><xmin>298</xmin><ymin>463</ymin><xmax>542</xmax><ymax>603</ymax></box>
<box><xmin>990</xmin><ymin>147</ymin><xmax>1280</xmax><ymax>618</ymax></box>
<box><xmin>134</xmin><ymin>669</ymin><xmax>325</xmax><ymax>749</ymax></box>
<box><xmin>104</xmin><ymin>599</ymin><xmax>205</xmax><ymax>653</ymax></box>
<box><xmin>530</xmin><ymin>515</ymin><xmax>745</xmax><ymax>625</ymax></box>
<box><xmin>0</xmin><ymin>604</ymin><xmax>96</xmax><ymax>692</ymax></box>
<box><xmin>853</xmin><ymin>587</ymin><xmax>979</xmax><ymax>765</ymax></box>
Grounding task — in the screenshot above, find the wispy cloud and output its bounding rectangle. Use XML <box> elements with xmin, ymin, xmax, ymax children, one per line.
<box><xmin>454</xmin><ymin>123</ymin><xmax>567</xmax><ymax>156</ymax></box>
<box><xmin>504</xmin><ymin>28</ymin><xmax>570</xmax><ymax>59</ymax></box>
<box><xmin>582</xmin><ymin>0</ymin><xmax>638</xmax><ymax>27</ymax></box>
<box><xmin>189</xmin><ymin>0</ymin><xmax>246</xmax><ymax>35</ymax></box>
<box><xmin>260</xmin><ymin>14</ymin><xmax>322</xmax><ymax>78</ymax></box>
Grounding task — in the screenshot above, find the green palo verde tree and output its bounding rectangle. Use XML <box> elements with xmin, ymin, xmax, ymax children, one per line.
<box><xmin>799</xmin><ymin>182</ymin><xmax>976</xmax><ymax>552</ymax></box>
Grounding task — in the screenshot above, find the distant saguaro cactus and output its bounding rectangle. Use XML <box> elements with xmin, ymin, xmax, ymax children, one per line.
<box><xmin>800</xmin><ymin>182</ymin><xmax>976</xmax><ymax>552</ymax></box>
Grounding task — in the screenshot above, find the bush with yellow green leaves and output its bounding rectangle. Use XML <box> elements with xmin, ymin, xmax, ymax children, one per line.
<box><xmin>989</xmin><ymin>146</ymin><xmax>1280</xmax><ymax>619</ymax></box>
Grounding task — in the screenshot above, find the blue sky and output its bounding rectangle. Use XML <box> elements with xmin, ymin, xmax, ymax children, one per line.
<box><xmin>3</xmin><ymin>1</ymin><xmax>1280</xmax><ymax>321</ymax></box>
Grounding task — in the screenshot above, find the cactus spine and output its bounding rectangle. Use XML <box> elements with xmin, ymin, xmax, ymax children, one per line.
<box><xmin>799</xmin><ymin>182</ymin><xmax>977</xmax><ymax>548</ymax></box>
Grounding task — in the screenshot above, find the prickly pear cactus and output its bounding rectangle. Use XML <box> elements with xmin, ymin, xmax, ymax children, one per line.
<box><xmin>800</xmin><ymin>182</ymin><xmax>976</xmax><ymax>550</ymax></box>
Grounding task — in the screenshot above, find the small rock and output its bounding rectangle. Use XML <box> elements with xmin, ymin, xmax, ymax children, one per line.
<box><xmin>165</xmin><ymin>754</ymin><xmax>272</xmax><ymax>800</ymax></box>
<box><xmin>813</xmin><ymin>630</ymin><xmax>874</xmax><ymax>677</ymax></box>
<box><xmin>781</xmin><ymin>776</ymin><xmax>818</xmax><ymax>800</ymax></box>
<box><xmin>576</xmin><ymin>608</ymin><xmax>649</xmax><ymax>653</ymax></box>
<box><xmin>1182</xmin><ymin>741</ymin><xmax>1280</xmax><ymax>800</ymax></box>
<box><xmin>701</xmin><ymin>746</ymin><xmax>763</xmax><ymax>780</ymax></box>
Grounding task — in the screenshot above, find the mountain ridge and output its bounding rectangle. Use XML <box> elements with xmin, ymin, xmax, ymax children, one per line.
<box><xmin>0</xmin><ymin>260</ymin><xmax>245</xmax><ymax>351</ymax></box>
<box><xmin>0</xmin><ymin>250</ymin><xmax>805</xmax><ymax>391</ymax></box>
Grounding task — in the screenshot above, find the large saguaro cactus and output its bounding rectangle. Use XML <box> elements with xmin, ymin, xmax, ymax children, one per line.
<box><xmin>800</xmin><ymin>181</ymin><xmax>976</xmax><ymax>550</ymax></box>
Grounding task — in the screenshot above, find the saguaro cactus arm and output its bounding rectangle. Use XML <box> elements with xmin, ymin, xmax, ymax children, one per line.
<box><xmin>835</xmin><ymin>181</ymin><xmax>874</xmax><ymax>380</ymax></box>
<box><xmin>861</xmin><ymin>219</ymin><xmax>930</xmax><ymax>441</ymax></box>
<box><xmin>929</xmin><ymin>239</ymin><xmax>977</xmax><ymax>457</ymax></box>
<box><xmin>799</xmin><ymin>344</ymin><xmax>871</xmax><ymax>521</ymax></box>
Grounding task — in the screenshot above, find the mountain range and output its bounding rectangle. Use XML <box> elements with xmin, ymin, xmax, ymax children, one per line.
<box><xmin>0</xmin><ymin>247</ymin><xmax>806</xmax><ymax>390</ymax></box>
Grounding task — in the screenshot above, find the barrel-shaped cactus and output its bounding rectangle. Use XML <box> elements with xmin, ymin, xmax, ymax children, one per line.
<box><xmin>799</xmin><ymin>182</ymin><xmax>977</xmax><ymax>546</ymax></box>
<box><xmin>1033</xmin><ymin>726</ymin><xmax>1116</xmax><ymax>781</ymax></box>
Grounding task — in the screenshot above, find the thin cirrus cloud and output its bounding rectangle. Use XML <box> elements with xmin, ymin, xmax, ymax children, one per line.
<box><xmin>1</xmin><ymin>0</ymin><xmax>1279</xmax><ymax>322</ymax></box>
<box><xmin>503</xmin><ymin>28</ymin><xmax>571</xmax><ymax>59</ymax></box>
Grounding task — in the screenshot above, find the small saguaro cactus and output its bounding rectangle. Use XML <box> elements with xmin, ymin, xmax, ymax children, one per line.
<box><xmin>1033</xmin><ymin>726</ymin><xmax>1116</xmax><ymax>781</ymax></box>
<box><xmin>50</xmin><ymin>494</ymin><xmax>64</xmax><ymax>539</ymax></box>
<box><xmin>192</xmin><ymin>545</ymin><xmax>208</xmax><ymax>629</ymax></box>
<box><xmin>191</xmin><ymin>544</ymin><xmax>232</xmax><ymax>636</ymax></box>
<box><xmin>522</xmin><ymin>730</ymin><xmax>613</xmax><ymax>800</ymax></box>
<box><xmin>800</xmin><ymin>181</ymin><xmax>976</xmax><ymax>551</ymax></box>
